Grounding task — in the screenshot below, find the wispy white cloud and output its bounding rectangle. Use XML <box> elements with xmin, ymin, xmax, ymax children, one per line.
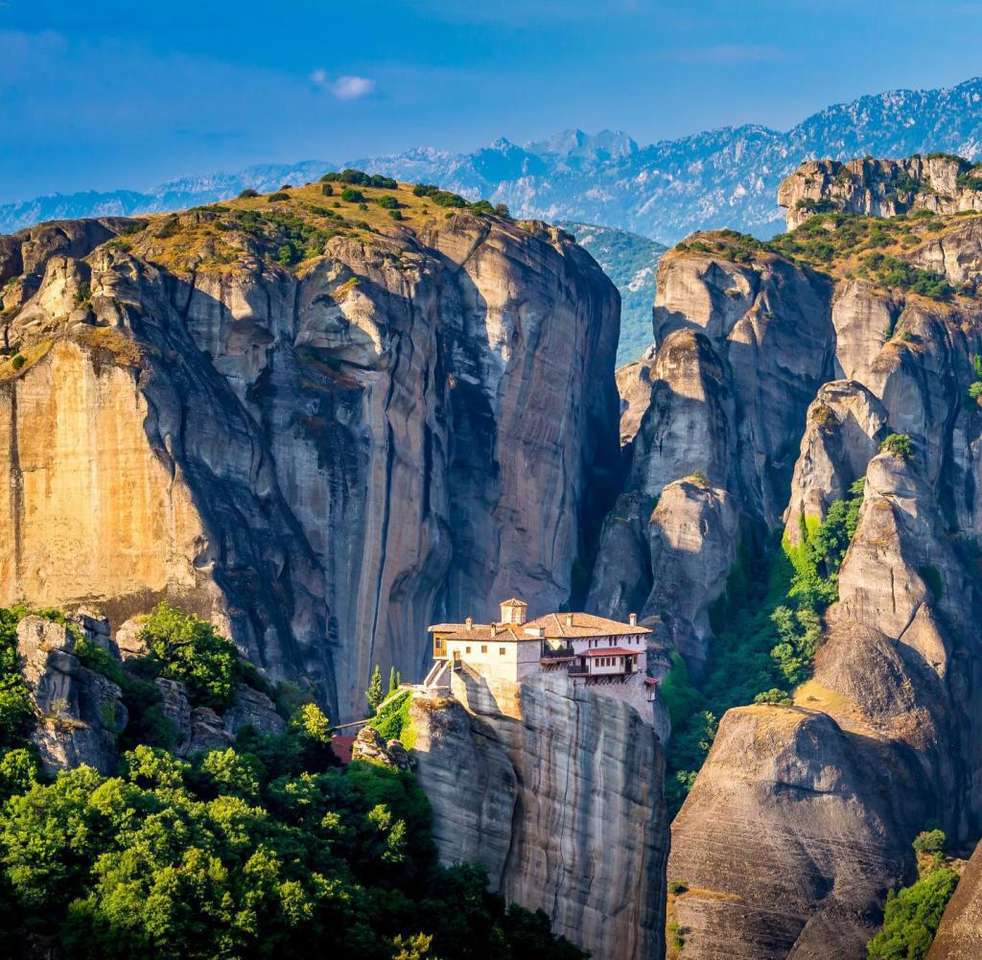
<box><xmin>666</xmin><ymin>43</ymin><xmax>786</xmax><ymax>64</ymax></box>
<box><xmin>310</xmin><ymin>70</ymin><xmax>375</xmax><ymax>100</ymax></box>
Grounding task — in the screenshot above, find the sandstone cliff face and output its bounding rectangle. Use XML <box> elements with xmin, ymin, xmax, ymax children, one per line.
<box><xmin>928</xmin><ymin>840</ymin><xmax>982</xmax><ymax>960</ymax></box>
<box><xmin>0</xmin><ymin>201</ymin><xmax>619</xmax><ymax>718</ymax></box>
<box><xmin>589</xmin><ymin>242</ymin><xmax>833</xmax><ymax>664</ymax></box>
<box><xmin>17</xmin><ymin>615</ymin><xmax>126</xmax><ymax>775</ymax></box>
<box><xmin>779</xmin><ymin>156</ymin><xmax>982</xmax><ymax>230</ymax></box>
<box><xmin>656</xmin><ymin>163</ymin><xmax>982</xmax><ymax>959</ymax></box>
<box><xmin>410</xmin><ymin>673</ymin><xmax>667</xmax><ymax>960</ymax></box>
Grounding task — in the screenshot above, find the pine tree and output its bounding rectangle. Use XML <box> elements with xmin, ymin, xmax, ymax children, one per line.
<box><xmin>388</xmin><ymin>666</ymin><xmax>400</xmax><ymax>695</ymax></box>
<box><xmin>366</xmin><ymin>664</ymin><xmax>384</xmax><ymax>715</ymax></box>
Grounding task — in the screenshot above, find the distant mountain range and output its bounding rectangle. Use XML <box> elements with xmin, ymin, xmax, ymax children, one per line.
<box><xmin>5</xmin><ymin>77</ymin><xmax>982</xmax><ymax>246</ymax></box>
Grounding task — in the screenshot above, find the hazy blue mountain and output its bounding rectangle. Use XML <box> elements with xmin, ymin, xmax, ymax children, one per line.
<box><xmin>351</xmin><ymin>77</ymin><xmax>982</xmax><ymax>243</ymax></box>
<box><xmin>558</xmin><ymin>222</ymin><xmax>665</xmax><ymax>364</ymax></box>
<box><xmin>0</xmin><ymin>161</ymin><xmax>331</xmax><ymax>235</ymax></box>
<box><xmin>4</xmin><ymin>77</ymin><xmax>982</xmax><ymax>365</ymax></box>
<box><xmin>5</xmin><ymin>79</ymin><xmax>982</xmax><ymax>245</ymax></box>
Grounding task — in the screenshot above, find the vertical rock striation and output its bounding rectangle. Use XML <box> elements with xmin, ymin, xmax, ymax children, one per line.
<box><xmin>928</xmin><ymin>840</ymin><xmax>982</xmax><ymax>960</ymax></box>
<box><xmin>659</xmin><ymin>159</ymin><xmax>982</xmax><ymax>958</ymax></box>
<box><xmin>0</xmin><ymin>201</ymin><xmax>619</xmax><ymax>719</ymax></box>
<box><xmin>410</xmin><ymin>673</ymin><xmax>668</xmax><ymax>960</ymax></box>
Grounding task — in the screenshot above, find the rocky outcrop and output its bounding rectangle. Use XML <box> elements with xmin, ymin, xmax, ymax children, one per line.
<box><xmin>782</xmin><ymin>380</ymin><xmax>888</xmax><ymax>544</ymax></box>
<box><xmin>664</xmin><ymin>262</ymin><xmax>982</xmax><ymax>949</ymax></box>
<box><xmin>643</xmin><ymin>479</ymin><xmax>737</xmax><ymax>671</ymax></box>
<box><xmin>351</xmin><ymin>723</ymin><xmax>414</xmax><ymax>771</ymax></box>
<box><xmin>0</xmin><ymin>200</ymin><xmax>619</xmax><ymax>719</ymax></box>
<box><xmin>590</xmin><ymin>241</ymin><xmax>833</xmax><ymax>661</ymax></box>
<box><xmin>779</xmin><ymin>156</ymin><xmax>982</xmax><ymax>230</ymax></box>
<box><xmin>928</xmin><ymin>840</ymin><xmax>982</xmax><ymax>960</ymax></box>
<box><xmin>16</xmin><ymin>615</ymin><xmax>126</xmax><ymax>774</ymax></box>
<box><xmin>411</xmin><ymin>674</ymin><xmax>667</xmax><ymax>960</ymax></box>
<box><xmin>594</xmin><ymin>159</ymin><xmax>982</xmax><ymax>958</ymax></box>
<box><xmin>616</xmin><ymin>346</ymin><xmax>657</xmax><ymax>446</ymax></box>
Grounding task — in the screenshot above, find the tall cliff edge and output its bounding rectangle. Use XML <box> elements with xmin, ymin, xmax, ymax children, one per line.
<box><xmin>595</xmin><ymin>156</ymin><xmax>982</xmax><ymax>958</ymax></box>
<box><xmin>409</xmin><ymin>671</ymin><xmax>668</xmax><ymax>960</ymax></box>
<box><xmin>0</xmin><ymin>182</ymin><xmax>620</xmax><ymax>719</ymax></box>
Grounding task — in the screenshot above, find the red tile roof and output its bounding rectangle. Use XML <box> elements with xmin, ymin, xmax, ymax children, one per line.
<box><xmin>523</xmin><ymin>611</ymin><xmax>653</xmax><ymax>639</ymax></box>
<box><xmin>581</xmin><ymin>647</ymin><xmax>639</xmax><ymax>657</ymax></box>
<box><xmin>331</xmin><ymin>735</ymin><xmax>356</xmax><ymax>765</ymax></box>
<box><xmin>429</xmin><ymin>609</ymin><xmax>653</xmax><ymax>642</ymax></box>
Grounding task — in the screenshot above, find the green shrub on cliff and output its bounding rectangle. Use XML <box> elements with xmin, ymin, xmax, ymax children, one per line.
<box><xmin>880</xmin><ymin>433</ymin><xmax>914</xmax><ymax>460</ymax></box>
<box><xmin>370</xmin><ymin>689</ymin><xmax>416</xmax><ymax>749</ymax></box>
<box><xmin>663</xmin><ymin>479</ymin><xmax>865</xmax><ymax>814</ymax></box>
<box><xmin>0</xmin><ymin>608</ymin><xmax>34</xmax><ymax>763</ymax></box>
<box><xmin>138</xmin><ymin>602</ymin><xmax>238</xmax><ymax>710</ymax></box>
<box><xmin>866</xmin><ymin>834</ymin><xmax>958</xmax><ymax>960</ymax></box>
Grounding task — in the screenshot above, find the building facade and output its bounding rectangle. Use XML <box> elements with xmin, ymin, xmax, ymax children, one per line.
<box><xmin>428</xmin><ymin>598</ymin><xmax>653</xmax><ymax>690</ymax></box>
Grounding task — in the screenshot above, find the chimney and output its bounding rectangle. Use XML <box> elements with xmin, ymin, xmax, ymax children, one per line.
<box><xmin>465</xmin><ymin>616</ymin><xmax>473</xmax><ymax>630</ymax></box>
<box><xmin>491</xmin><ymin>623</ymin><xmax>497</xmax><ymax>637</ymax></box>
<box><xmin>565</xmin><ymin>613</ymin><xmax>573</xmax><ymax>628</ymax></box>
<box><xmin>629</xmin><ymin>613</ymin><xmax>637</xmax><ymax>627</ymax></box>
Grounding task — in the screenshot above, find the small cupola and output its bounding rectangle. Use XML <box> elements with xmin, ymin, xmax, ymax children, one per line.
<box><xmin>629</xmin><ymin>613</ymin><xmax>638</xmax><ymax>627</ymax></box>
<box><xmin>499</xmin><ymin>598</ymin><xmax>528</xmax><ymax>625</ymax></box>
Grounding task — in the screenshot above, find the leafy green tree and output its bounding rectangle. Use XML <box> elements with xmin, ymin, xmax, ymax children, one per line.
<box><xmin>881</xmin><ymin>433</ymin><xmax>914</xmax><ymax>460</ymax></box>
<box><xmin>912</xmin><ymin>829</ymin><xmax>946</xmax><ymax>855</ymax></box>
<box><xmin>0</xmin><ymin>608</ymin><xmax>34</xmax><ymax>751</ymax></box>
<box><xmin>137</xmin><ymin>603</ymin><xmax>238</xmax><ymax>710</ymax></box>
<box><xmin>365</xmin><ymin>664</ymin><xmax>384</xmax><ymax>715</ymax></box>
<box><xmin>866</xmin><ymin>863</ymin><xmax>958</xmax><ymax>959</ymax></box>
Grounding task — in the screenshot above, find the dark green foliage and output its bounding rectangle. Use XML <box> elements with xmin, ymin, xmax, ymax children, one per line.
<box><xmin>412</xmin><ymin>183</ymin><xmax>469</xmax><ymax>208</ymax></box>
<box><xmin>229</xmin><ymin>207</ymin><xmax>334</xmax><ymax>266</ymax></box>
<box><xmin>267</xmin><ymin>192</ymin><xmax>290</xmax><ymax>203</ymax></box>
<box><xmin>388</xmin><ymin>666</ymin><xmax>401</xmax><ymax>696</ymax></box>
<box><xmin>388</xmin><ymin>209</ymin><xmax>403</xmax><ymax>221</ymax></box>
<box><xmin>375</xmin><ymin>194</ymin><xmax>399</xmax><ymax>209</ymax></box>
<box><xmin>237</xmin><ymin>188</ymin><xmax>259</xmax><ymax>199</ymax></box>
<box><xmin>0</xmin><ymin>603</ymin><xmax>582</xmax><ymax>957</ymax></box>
<box><xmin>860</xmin><ymin>253</ymin><xmax>953</xmax><ymax>300</ymax></box>
<box><xmin>967</xmin><ymin>355</ymin><xmax>982</xmax><ymax>408</ymax></box>
<box><xmin>340</xmin><ymin>188</ymin><xmax>365</xmax><ymax>203</ymax></box>
<box><xmin>10</xmin><ymin>354</ymin><xmax>25</xmax><ymax>371</ymax></box>
<box><xmin>676</xmin><ymin>229</ymin><xmax>764</xmax><ymax>264</ymax></box>
<box><xmin>365</xmin><ymin>664</ymin><xmax>384</xmax><ymax>715</ymax></box>
<box><xmin>0</xmin><ymin>609</ymin><xmax>33</xmax><ymax>752</ymax></box>
<box><xmin>881</xmin><ymin>433</ymin><xmax>914</xmax><ymax>459</ymax></box>
<box><xmin>754</xmin><ymin>688</ymin><xmax>793</xmax><ymax>706</ymax></box>
<box><xmin>767</xmin><ymin>213</ymin><xmax>956</xmax><ymax>298</ymax></box>
<box><xmin>912</xmin><ymin>829</ymin><xmax>946</xmax><ymax>855</ymax></box>
<box><xmin>664</xmin><ymin>481</ymin><xmax>864</xmax><ymax>814</ymax></box>
<box><xmin>137</xmin><ymin>603</ymin><xmax>238</xmax><ymax>710</ymax></box>
<box><xmin>0</xmin><ymin>732</ymin><xmax>583</xmax><ymax>959</ymax></box>
<box><xmin>795</xmin><ymin>198</ymin><xmax>838</xmax><ymax>214</ymax></box>
<box><xmin>918</xmin><ymin>565</ymin><xmax>944</xmax><ymax>601</ymax></box>
<box><xmin>275</xmin><ymin>243</ymin><xmax>299</xmax><ymax>266</ymax></box>
<box><xmin>955</xmin><ymin>163</ymin><xmax>982</xmax><ymax>191</ymax></box>
<box><xmin>321</xmin><ymin>183</ymin><xmax>334</xmax><ymax>196</ymax></box>
<box><xmin>866</xmin><ymin>834</ymin><xmax>958</xmax><ymax>960</ymax></box>
<box><xmin>322</xmin><ymin>169</ymin><xmax>398</xmax><ymax>189</ymax></box>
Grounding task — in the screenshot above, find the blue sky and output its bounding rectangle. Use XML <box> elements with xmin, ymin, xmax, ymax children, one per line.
<box><xmin>1</xmin><ymin>0</ymin><xmax>981</xmax><ymax>203</ymax></box>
